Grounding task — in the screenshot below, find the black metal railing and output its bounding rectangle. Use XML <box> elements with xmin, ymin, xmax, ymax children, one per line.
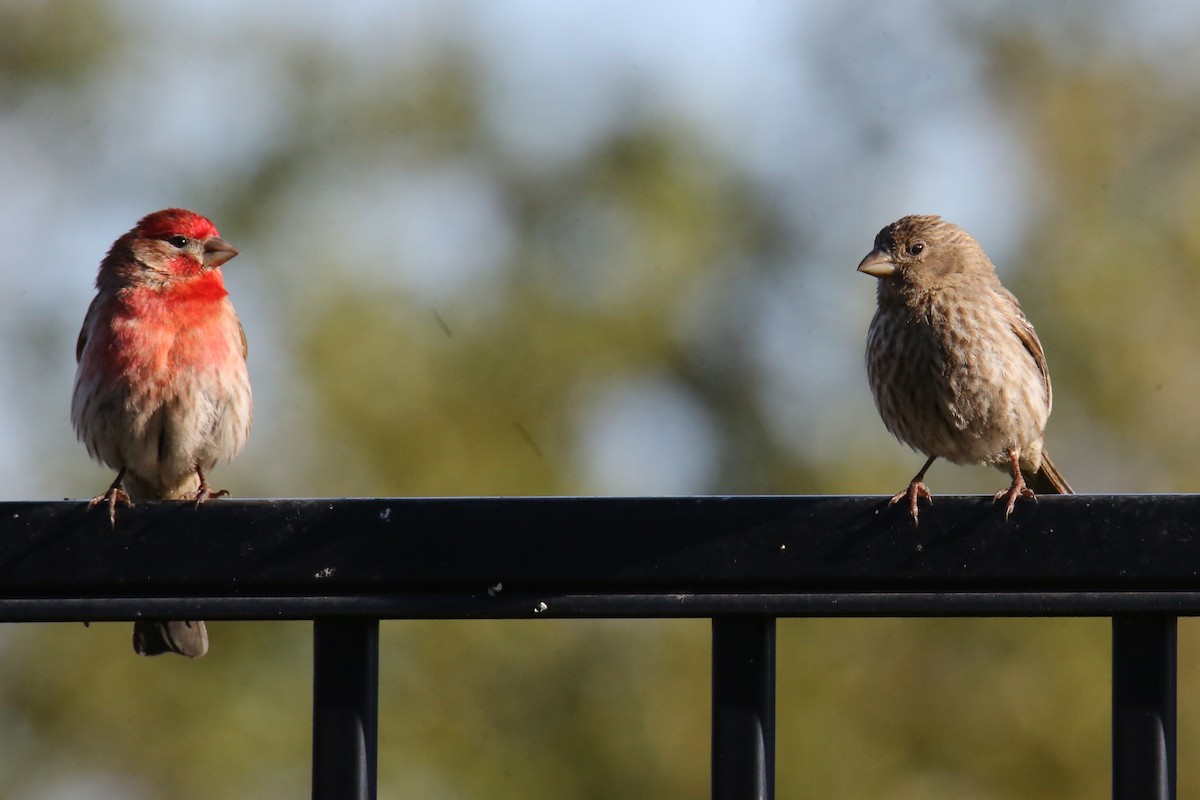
<box><xmin>0</xmin><ymin>495</ymin><xmax>1192</xmax><ymax>800</ymax></box>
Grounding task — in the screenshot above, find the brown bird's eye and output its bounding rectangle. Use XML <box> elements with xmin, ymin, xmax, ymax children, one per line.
<box><xmin>167</xmin><ymin>235</ymin><xmax>189</xmax><ymax>248</ymax></box>
<box><xmin>908</xmin><ymin>242</ymin><xmax>924</xmax><ymax>256</ymax></box>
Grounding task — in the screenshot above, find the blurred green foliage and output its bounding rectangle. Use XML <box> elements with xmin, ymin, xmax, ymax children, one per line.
<box><xmin>6</xmin><ymin>1</ymin><xmax>1200</xmax><ymax>799</ymax></box>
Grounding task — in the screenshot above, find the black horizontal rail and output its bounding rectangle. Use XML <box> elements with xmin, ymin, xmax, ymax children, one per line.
<box><xmin>3</xmin><ymin>494</ymin><xmax>1191</xmax><ymax>800</ymax></box>
<box><xmin>0</xmin><ymin>495</ymin><xmax>1198</xmax><ymax>617</ymax></box>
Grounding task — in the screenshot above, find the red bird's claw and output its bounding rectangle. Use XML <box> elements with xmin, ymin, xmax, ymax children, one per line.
<box><xmin>994</xmin><ymin>484</ymin><xmax>1037</xmax><ymax>521</ymax></box>
<box><xmin>889</xmin><ymin>480</ymin><xmax>932</xmax><ymax>526</ymax></box>
<box><xmin>193</xmin><ymin>485</ymin><xmax>230</xmax><ymax>508</ymax></box>
<box><xmin>88</xmin><ymin>487</ymin><xmax>133</xmax><ymax>527</ymax></box>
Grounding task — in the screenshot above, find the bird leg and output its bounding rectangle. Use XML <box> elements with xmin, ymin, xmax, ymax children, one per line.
<box><xmin>192</xmin><ymin>466</ymin><xmax>230</xmax><ymax>508</ymax></box>
<box><xmin>890</xmin><ymin>455</ymin><xmax>936</xmax><ymax>525</ymax></box>
<box><xmin>994</xmin><ymin>449</ymin><xmax>1036</xmax><ymax>521</ymax></box>
<box><xmin>88</xmin><ymin>468</ymin><xmax>133</xmax><ymax>527</ymax></box>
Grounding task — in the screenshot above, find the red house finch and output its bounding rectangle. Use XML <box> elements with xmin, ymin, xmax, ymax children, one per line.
<box><xmin>72</xmin><ymin>208</ymin><xmax>252</xmax><ymax>657</ymax></box>
<box><xmin>858</xmin><ymin>215</ymin><xmax>1071</xmax><ymax>524</ymax></box>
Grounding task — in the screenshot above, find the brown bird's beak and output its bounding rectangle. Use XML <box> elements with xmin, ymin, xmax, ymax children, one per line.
<box><xmin>203</xmin><ymin>237</ymin><xmax>239</xmax><ymax>268</ymax></box>
<box><xmin>857</xmin><ymin>249</ymin><xmax>896</xmax><ymax>278</ymax></box>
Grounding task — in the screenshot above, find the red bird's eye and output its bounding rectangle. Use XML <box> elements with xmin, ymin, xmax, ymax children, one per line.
<box><xmin>167</xmin><ymin>235</ymin><xmax>189</xmax><ymax>248</ymax></box>
<box><xmin>908</xmin><ymin>242</ymin><xmax>924</xmax><ymax>256</ymax></box>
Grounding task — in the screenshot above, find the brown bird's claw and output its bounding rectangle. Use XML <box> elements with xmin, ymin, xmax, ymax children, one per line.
<box><xmin>889</xmin><ymin>480</ymin><xmax>932</xmax><ymax>526</ymax></box>
<box><xmin>88</xmin><ymin>485</ymin><xmax>133</xmax><ymax>527</ymax></box>
<box><xmin>994</xmin><ymin>477</ymin><xmax>1037</xmax><ymax>521</ymax></box>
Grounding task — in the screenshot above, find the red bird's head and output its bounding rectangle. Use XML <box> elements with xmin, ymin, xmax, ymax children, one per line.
<box><xmin>97</xmin><ymin>208</ymin><xmax>238</xmax><ymax>291</ymax></box>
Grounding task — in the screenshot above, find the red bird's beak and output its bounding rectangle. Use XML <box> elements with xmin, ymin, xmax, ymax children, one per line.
<box><xmin>857</xmin><ymin>249</ymin><xmax>896</xmax><ymax>278</ymax></box>
<box><xmin>203</xmin><ymin>237</ymin><xmax>239</xmax><ymax>268</ymax></box>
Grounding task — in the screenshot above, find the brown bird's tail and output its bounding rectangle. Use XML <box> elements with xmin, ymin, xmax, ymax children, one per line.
<box><xmin>1022</xmin><ymin>451</ymin><xmax>1073</xmax><ymax>495</ymax></box>
<box><xmin>134</xmin><ymin>620</ymin><xmax>209</xmax><ymax>658</ymax></box>
<box><xmin>125</xmin><ymin>472</ymin><xmax>210</xmax><ymax>658</ymax></box>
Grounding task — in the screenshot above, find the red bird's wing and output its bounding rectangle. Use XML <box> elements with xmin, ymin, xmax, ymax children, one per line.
<box><xmin>75</xmin><ymin>294</ymin><xmax>105</xmax><ymax>363</ymax></box>
<box><xmin>237</xmin><ymin>315</ymin><xmax>248</xmax><ymax>360</ymax></box>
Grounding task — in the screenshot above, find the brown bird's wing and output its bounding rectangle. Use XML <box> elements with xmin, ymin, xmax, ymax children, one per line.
<box><xmin>999</xmin><ymin>287</ymin><xmax>1052</xmax><ymax>412</ymax></box>
<box><xmin>999</xmin><ymin>288</ymin><xmax>1074</xmax><ymax>495</ymax></box>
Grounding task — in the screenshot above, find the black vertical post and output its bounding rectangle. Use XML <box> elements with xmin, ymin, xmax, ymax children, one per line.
<box><xmin>712</xmin><ymin>616</ymin><xmax>775</xmax><ymax>800</ymax></box>
<box><xmin>313</xmin><ymin>618</ymin><xmax>379</xmax><ymax>800</ymax></box>
<box><xmin>1112</xmin><ymin>614</ymin><xmax>1176</xmax><ymax>800</ymax></box>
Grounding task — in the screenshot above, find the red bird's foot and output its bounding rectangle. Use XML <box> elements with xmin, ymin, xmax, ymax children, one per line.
<box><xmin>889</xmin><ymin>479</ymin><xmax>932</xmax><ymax>526</ymax></box>
<box><xmin>192</xmin><ymin>468</ymin><xmax>230</xmax><ymax>508</ymax></box>
<box><xmin>89</xmin><ymin>484</ymin><xmax>133</xmax><ymax>527</ymax></box>
<box><xmin>993</xmin><ymin>476</ymin><xmax>1037</xmax><ymax>521</ymax></box>
<box><xmin>192</xmin><ymin>483</ymin><xmax>230</xmax><ymax>508</ymax></box>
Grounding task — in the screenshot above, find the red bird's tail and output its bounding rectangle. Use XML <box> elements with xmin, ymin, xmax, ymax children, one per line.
<box><xmin>133</xmin><ymin>620</ymin><xmax>209</xmax><ymax>658</ymax></box>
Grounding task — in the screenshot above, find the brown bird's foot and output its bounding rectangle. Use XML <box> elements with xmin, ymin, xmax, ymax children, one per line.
<box><xmin>889</xmin><ymin>479</ymin><xmax>932</xmax><ymax>526</ymax></box>
<box><xmin>192</xmin><ymin>467</ymin><xmax>230</xmax><ymax>508</ymax></box>
<box><xmin>88</xmin><ymin>469</ymin><xmax>133</xmax><ymax>526</ymax></box>
<box><xmin>993</xmin><ymin>474</ymin><xmax>1036</xmax><ymax>521</ymax></box>
<box><xmin>994</xmin><ymin>449</ymin><xmax>1037</xmax><ymax>521</ymax></box>
<box><xmin>888</xmin><ymin>455</ymin><xmax>936</xmax><ymax>526</ymax></box>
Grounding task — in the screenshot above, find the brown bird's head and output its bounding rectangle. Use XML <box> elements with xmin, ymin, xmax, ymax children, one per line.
<box><xmin>857</xmin><ymin>215</ymin><xmax>994</xmax><ymax>289</ymax></box>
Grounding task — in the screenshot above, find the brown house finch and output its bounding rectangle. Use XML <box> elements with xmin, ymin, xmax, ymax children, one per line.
<box><xmin>72</xmin><ymin>208</ymin><xmax>252</xmax><ymax>657</ymax></box>
<box><xmin>858</xmin><ymin>215</ymin><xmax>1071</xmax><ymax>524</ymax></box>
